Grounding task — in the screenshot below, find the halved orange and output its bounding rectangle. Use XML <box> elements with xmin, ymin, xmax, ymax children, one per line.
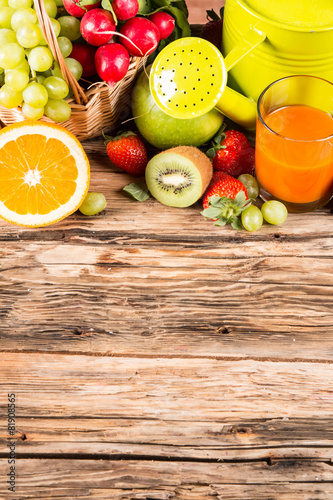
<box><xmin>0</xmin><ymin>121</ymin><xmax>90</xmax><ymax>227</ymax></box>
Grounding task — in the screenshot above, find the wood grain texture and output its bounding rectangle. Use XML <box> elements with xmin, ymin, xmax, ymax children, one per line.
<box><xmin>1</xmin><ymin>458</ymin><xmax>333</xmax><ymax>498</ymax></box>
<box><xmin>0</xmin><ymin>134</ymin><xmax>332</xmax><ymax>497</ymax></box>
<box><xmin>0</xmin><ymin>141</ymin><xmax>332</xmax><ymax>361</ymax></box>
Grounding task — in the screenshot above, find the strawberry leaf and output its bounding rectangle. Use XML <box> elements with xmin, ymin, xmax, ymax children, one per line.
<box><xmin>234</xmin><ymin>190</ymin><xmax>246</xmax><ymax>206</ymax></box>
<box><xmin>231</xmin><ymin>217</ymin><xmax>242</xmax><ymax>230</ymax></box>
<box><xmin>201</xmin><ymin>207</ymin><xmax>222</xmax><ymax>219</ymax></box>
<box><xmin>214</xmin><ymin>218</ymin><xmax>228</xmax><ymax>226</ymax></box>
<box><xmin>123</xmin><ymin>181</ymin><xmax>150</xmax><ymax>201</ymax></box>
<box><xmin>208</xmin><ymin>195</ymin><xmax>224</xmax><ymax>207</ymax></box>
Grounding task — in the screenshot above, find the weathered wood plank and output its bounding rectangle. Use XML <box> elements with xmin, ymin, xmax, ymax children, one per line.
<box><xmin>1</xmin><ymin>484</ymin><xmax>333</xmax><ymax>500</ymax></box>
<box><xmin>1</xmin><ymin>417</ymin><xmax>333</xmax><ymax>461</ymax></box>
<box><xmin>0</xmin><ymin>259</ymin><xmax>332</xmax><ymax>358</ymax></box>
<box><xmin>1</xmin><ymin>459</ymin><xmax>333</xmax><ymax>496</ymax></box>
<box><xmin>1</xmin><ymin>353</ymin><xmax>333</xmax><ymax>421</ymax></box>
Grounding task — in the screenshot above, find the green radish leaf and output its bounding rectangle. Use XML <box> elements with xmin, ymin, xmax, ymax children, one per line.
<box><xmin>138</xmin><ymin>0</ymin><xmax>152</xmax><ymax>13</ymax></box>
<box><xmin>101</xmin><ymin>0</ymin><xmax>118</xmax><ymax>24</ymax></box>
<box><xmin>123</xmin><ymin>181</ymin><xmax>151</xmax><ymax>201</ymax></box>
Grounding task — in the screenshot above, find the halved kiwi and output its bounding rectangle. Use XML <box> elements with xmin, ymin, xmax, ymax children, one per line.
<box><xmin>145</xmin><ymin>146</ymin><xmax>213</xmax><ymax>208</ymax></box>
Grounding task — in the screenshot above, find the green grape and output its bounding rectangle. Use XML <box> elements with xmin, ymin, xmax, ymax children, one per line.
<box><xmin>50</xmin><ymin>18</ymin><xmax>60</xmax><ymax>37</ymax></box>
<box><xmin>41</xmin><ymin>0</ymin><xmax>57</xmax><ymax>18</ymax></box>
<box><xmin>261</xmin><ymin>200</ymin><xmax>288</xmax><ymax>225</ymax></box>
<box><xmin>15</xmin><ymin>58</ymin><xmax>29</xmax><ymax>72</ymax></box>
<box><xmin>79</xmin><ymin>193</ymin><xmax>107</xmax><ymax>216</ymax></box>
<box><xmin>0</xmin><ymin>42</ymin><xmax>24</xmax><ymax>69</ymax></box>
<box><xmin>43</xmin><ymin>76</ymin><xmax>68</xmax><ymax>99</ymax></box>
<box><xmin>238</xmin><ymin>174</ymin><xmax>259</xmax><ymax>200</ymax></box>
<box><xmin>16</xmin><ymin>21</ymin><xmax>42</xmax><ymax>47</ymax></box>
<box><xmin>241</xmin><ymin>205</ymin><xmax>263</xmax><ymax>232</ymax></box>
<box><xmin>0</xmin><ymin>6</ymin><xmax>15</xmax><ymax>29</ymax></box>
<box><xmin>54</xmin><ymin>0</ymin><xmax>63</xmax><ymax>5</ymax></box>
<box><xmin>37</xmin><ymin>23</ymin><xmax>47</xmax><ymax>45</ymax></box>
<box><xmin>5</xmin><ymin>67</ymin><xmax>29</xmax><ymax>90</ymax></box>
<box><xmin>36</xmin><ymin>74</ymin><xmax>45</xmax><ymax>84</ymax></box>
<box><xmin>58</xmin><ymin>16</ymin><xmax>81</xmax><ymax>41</ymax></box>
<box><xmin>9</xmin><ymin>0</ymin><xmax>31</xmax><ymax>8</ymax></box>
<box><xmin>0</xmin><ymin>83</ymin><xmax>22</xmax><ymax>107</ymax></box>
<box><xmin>44</xmin><ymin>98</ymin><xmax>71</xmax><ymax>121</ymax></box>
<box><xmin>50</xmin><ymin>60</ymin><xmax>61</xmax><ymax>78</ymax></box>
<box><xmin>23</xmin><ymin>81</ymin><xmax>48</xmax><ymax>107</ymax></box>
<box><xmin>0</xmin><ymin>66</ymin><xmax>3</xmax><ymax>74</ymax></box>
<box><xmin>57</xmin><ymin>36</ymin><xmax>72</xmax><ymax>58</ymax></box>
<box><xmin>65</xmin><ymin>87</ymin><xmax>73</xmax><ymax>99</ymax></box>
<box><xmin>28</xmin><ymin>46</ymin><xmax>53</xmax><ymax>71</ymax></box>
<box><xmin>64</xmin><ymin>57</ymin><xmax>82</xmax><ymax>81</ymax></box>
<box><xmin>0</xmin><ymin>0</ymin><xmax>9</xmax><ymax>6</ymax></box>
<box><xmin>0</xmin><ymin>28</ymin><xmax>16</xmax><ymax>46</ymax></box>
<box><xmin>22</xmin><ymin>101</ymin><xmax>44</xmax><ymax>119</ymax></box>
<box><xmin>39</xmin><ymin>68</ymin><xmax>52</xmax><ymax>77</ymax></box>
<box><xmin>11</xmin><ymin>7</ymin><xmax>37</xmax><ymax>31</ymax></box>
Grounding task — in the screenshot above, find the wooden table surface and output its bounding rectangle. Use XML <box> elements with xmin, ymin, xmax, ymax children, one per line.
<box><xmin>1</xmin><ymin>134</ymin><xmax>333</xmax><ymax>499</ymax></box>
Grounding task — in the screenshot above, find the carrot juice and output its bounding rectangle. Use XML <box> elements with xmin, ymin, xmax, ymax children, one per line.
<box><xmin>255</xmin><ymin>104</ymin><xmax>333</xmax><ymax>207</ymax></box>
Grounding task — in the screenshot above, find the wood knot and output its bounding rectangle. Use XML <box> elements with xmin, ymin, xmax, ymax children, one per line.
<box><xmin>217</xmin><ymin>326</ymin><xmax>229</xmax><ymax>334</ymax></box>
<box><xmin>231</xmin><ymin>426</ymin><xmax>251</xmax><ymax>434</ymax></box>
<box><xmin>20</xmin><ymin>433</ymin><xmax>27</xmax><ymax>441</ymax></box>
<box><xmin>73</xmin><ymin>328</ymin><xmax>86</xmax><ymax>336</ymax></box>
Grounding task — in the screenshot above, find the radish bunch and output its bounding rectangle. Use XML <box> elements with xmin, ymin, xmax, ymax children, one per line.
<box><xmin>62</xmin><ymin>0</ymin><xmax>182</xmax><ymax>87</ymax></box>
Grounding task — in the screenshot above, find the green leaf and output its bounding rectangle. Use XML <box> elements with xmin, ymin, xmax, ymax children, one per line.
<box><xmin>231</xmin><ymin>217</ymin><xmax>242</xmax><ymax>230</ymax></box>
<box><xmin>201</xmin><ymin>207</ymin><xmax>222</xmax><ymax>219</ymax></box>
<box><xmin>214</xmin><ymin>218</ymin><xmax>228</xmax><ymax>226</ymax></box>
<box><xmin>208</xmin><ymin>195</ymin><xmax>222</xmax><ymax>207</ymax></box>
<box><xmin>206</xmin><ymin>147</ymin><xmax>216</xmax><ymax>158</ymax></box>
<box><xmin>234</xmin><ymin>190</ymin><xmax>246</xmax><ymax>206</ymax></box>
<box><xmin>138</xmin><ymin>0</ymin><xmax>152</xmax><ymax>14</ymax></box>
<box><xmin>101</xmin><ymin>0</ymin><xmax>117</xmax><ymax>24</ymax></box>
<box><xmin>123</xmin><ymin>181</ymin><xmax>150</xmax><ymax>201</ymax></box>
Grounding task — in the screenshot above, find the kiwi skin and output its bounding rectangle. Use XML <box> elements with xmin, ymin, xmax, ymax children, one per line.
<box><xmin>146</xmin><ymin>146</ymin><xmax>213</xmax><ymax>208</ymax></box>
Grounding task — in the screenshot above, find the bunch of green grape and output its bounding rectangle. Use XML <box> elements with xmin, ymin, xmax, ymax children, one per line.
<box><xmin>0</xmin><ymin>0</ymin><xmax>83</xmax><ymax>122</ymax></box>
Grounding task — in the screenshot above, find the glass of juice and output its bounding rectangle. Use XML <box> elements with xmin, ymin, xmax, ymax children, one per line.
<box><xmin>255</xmin><ymin>75</ymin><xmax>333</xmax><ymax>212</ymax></box>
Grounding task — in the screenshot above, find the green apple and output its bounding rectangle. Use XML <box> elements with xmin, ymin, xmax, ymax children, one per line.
<box><xmin>131</xmin><ymin>67</ymin><xmax>224</xmax><ymax>150</ymax></box>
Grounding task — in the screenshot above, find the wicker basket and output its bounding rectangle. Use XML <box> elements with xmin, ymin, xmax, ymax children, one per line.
<box><xmin>0</xmin><ymin>0</ymin><xmax>144</xmax><ymax>141</ymax></box>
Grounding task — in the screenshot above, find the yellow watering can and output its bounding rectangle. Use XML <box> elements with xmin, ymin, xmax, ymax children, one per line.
<box><xmin>149</xmin><ymin>0</ymin><xmax>333</xmax><ymax>130</ymax></box>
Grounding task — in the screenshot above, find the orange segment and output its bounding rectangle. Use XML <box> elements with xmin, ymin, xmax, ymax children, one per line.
<box><xmin>0</xmin><ymin>121</ymin><xmax>90</xmax><ymax>227</ymax></box>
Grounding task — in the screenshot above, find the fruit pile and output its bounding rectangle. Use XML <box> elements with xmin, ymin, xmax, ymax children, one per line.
<box><xmin>101</xmin><ymin>125</ymin><xmax>288</xmax><ymax>233</ymax></box>
<box><xmin>0</xmin><ymin>0</ymin><xmax>190</xmax><ymax>122</ymax></box>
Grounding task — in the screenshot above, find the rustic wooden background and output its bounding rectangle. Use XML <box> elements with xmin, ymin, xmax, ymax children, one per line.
<box><xmin>0</xmin><ymin>136</ymin><xmax>333</xmax><ymax>498</ymax></box>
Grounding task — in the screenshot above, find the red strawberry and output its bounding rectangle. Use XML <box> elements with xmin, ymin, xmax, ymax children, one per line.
<box><xmin>201</xmin><ymin>171</ymin><xmax>251</xmax><ymax>229</ymax></box>
<box><xmin>200</xmin><ymin>8</ymin><xmax>224</xmax><ymax>49</ymax></box>
<box><xmin>207</xmin><ymin>129</ymin><xmax>255</xmax><ymax>177</ymax></box>
<box><xmin>104</xmin><ymin>131</ymin><xmax>148</xmax><ymax>176</ymax></box>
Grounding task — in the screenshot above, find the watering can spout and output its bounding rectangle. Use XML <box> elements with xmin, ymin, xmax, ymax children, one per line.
<box><xmin>149</xmin><ymin>32</ymin><xmax>266</xmax><ymax>130</ymax></box>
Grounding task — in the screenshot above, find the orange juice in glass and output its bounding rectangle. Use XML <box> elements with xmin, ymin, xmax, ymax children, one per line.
<box><xmin>256</xmin><ymin>75</ymin><xmax>333</xmax><ymax>212</ymax></box>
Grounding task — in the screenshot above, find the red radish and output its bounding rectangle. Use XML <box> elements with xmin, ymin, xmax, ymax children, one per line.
<box><xmin>80</xmin><ymin>9</ymin><xmax>116</xmax><ymax>46</ymax></box>
<box><xmin>111</xmin><ymin>0</ymin><xmax>138</xmax><ymax>21</ymax></box>
<box><xmin>63</xmin><ymin>0</ymin><xmax>100</xmax><ymax>18</ymax></box>
<box><xmin>120</xmin><ymin>17</ymin><xmax>160</xmax><ymax>57</ymax></box>
<box><xmin>70</xmin><ymin>43</ymin><xmax>97</xmax><ymax>77</ymax></box>
<box><xmin>149</xmin><ymin>12</ymin><xmax>175</xmax><ymax>40</ymax></box>
<box><xmin>95</xmin><ymin>43</ymin><xmax>130</xmax><ymax>87</ymax></box>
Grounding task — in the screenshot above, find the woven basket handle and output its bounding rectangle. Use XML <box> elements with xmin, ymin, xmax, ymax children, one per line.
<box><xmin>33</xmin><ymin>0</ymin><xmax>88</xmax><ymax>105</ymax></box>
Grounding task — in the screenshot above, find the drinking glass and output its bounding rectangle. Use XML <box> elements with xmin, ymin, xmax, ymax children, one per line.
<box><xmin>255</xmin><ymin>75</ymin><xmax>333</xmax><ymax>212</ymax></box>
